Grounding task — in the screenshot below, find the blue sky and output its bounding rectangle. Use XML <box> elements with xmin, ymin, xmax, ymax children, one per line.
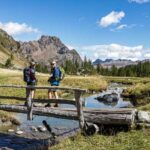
<box><xmin>0</xmin><ymin>0</ymin><xmax>150</xmax><ymax>60</ymax></box>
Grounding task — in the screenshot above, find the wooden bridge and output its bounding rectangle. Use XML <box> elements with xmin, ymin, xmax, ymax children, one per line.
<box><xmin>0</xmin><ymin>85</ymin><xmax>137</xmax><ymax>130</ymax></box>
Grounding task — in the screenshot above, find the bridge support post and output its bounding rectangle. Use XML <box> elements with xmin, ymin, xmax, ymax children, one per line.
<box><xmin>26</xmin><ymin>87</ymin><xmax>33</xmax><ymax>120</ymax></box>
<box><xmin>75</xmin><ymin>91</ymin><xmax>85</xmax><ymax>130</ymax></box>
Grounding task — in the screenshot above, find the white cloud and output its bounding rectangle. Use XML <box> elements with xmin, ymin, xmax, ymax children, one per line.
<box><xmin>0</xmin><ymin>22</ymin><xmax>39</xmax><ymax>35</ymax></box>
<box><xmin>116</xmin><ymin>24</ymin><xmax>127</xmax><ymax>30</ymax></box>
<box><xmin>144</xmin><ymin>53</ymin><xmax>150</xmax><ymax>58</ymax></box>
<box><xmin>111</xmin><ymin>24</ymin><xmax>127</xmax><ymax>31</ymax></box>
<box><xmin>111</xmin><ymin>24</ymin><xmax>137</xmax><ymax>32</ymax></box>
<box><xmin>129</xmin><ymin>0</ymin><xmax>150</xmax><ymax>3</ymax></box>
<box><xmin>99</xmin><ymin>11</ymin><xmax>125</xmax><ymax>27</ymax></box>
<box><xmin>144</xmin><ymin>49</ymin><xmax>150</xmax><ymax>59</ymax></box>
<box><xmin>80</xmin><ymin>44</ymin><xmax>146</xmax><ymax>61</ymax></box>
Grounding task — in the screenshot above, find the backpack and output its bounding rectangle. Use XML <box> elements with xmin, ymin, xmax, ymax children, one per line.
<box><xmin>23</xmin><ymin>67</ymin><xmax>31</xmax><ymax>82</ymax></box>
<box><xmin>59</xmin><ymin>67</ymin><xmax>65</xmax><ymax>81</ymax></box>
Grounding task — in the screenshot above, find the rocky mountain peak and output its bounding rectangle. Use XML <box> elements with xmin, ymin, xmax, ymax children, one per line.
<box><xmin>19</xmin><ymin>35</ymin><xmax>82</xmax><ymax>66</ymax></box>
<box><xmin>0</xmin><ymin>28</ymin><xmax>82</xmax><ymax>68</ymax></box>
<box><xmin>38</xmin><ymin>35</ymin><xmax>65</xmax><ymax>48</ymax></box>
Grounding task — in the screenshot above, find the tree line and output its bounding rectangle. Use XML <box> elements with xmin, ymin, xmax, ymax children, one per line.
<box><xmin>36</xmin><ymin>56</ymin><xmax>96</xmax><ymax>75</ymax></box>
<box><xmin>96</xmin><ymin>62</ymin><xmax>150</xmax><ymax>77</ymax></box>
<box><xmin>4</xmin><ymin>54</ymin><xmax>149</xmax><ymax>77</ymax></box>
<box><xmin>36</xmin><ymin>58</ymin><xmax>150</xmax><ymax>77</ymax></box>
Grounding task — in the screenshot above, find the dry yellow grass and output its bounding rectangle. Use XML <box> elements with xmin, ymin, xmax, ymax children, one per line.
<box><xmin>62</xmin><ymin>75</ymin><xmax>107</xmax><ymax>91</ymax></box>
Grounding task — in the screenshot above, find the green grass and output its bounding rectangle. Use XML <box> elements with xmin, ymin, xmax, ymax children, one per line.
<box><xmin>0</xmin><ymin>29</ymin><xmax>27</xmax><ymax>68</ymax></box>
<box><xmin>0</xmin><ymin>69</ymin><xmax>107</xmax><ymax>105</ymax></box>
<box><xmin>51</xmin><ymin>76</ymin><xmax>150</xmax><ymax>150</ymax></box>
<box><xmin>105</xmin><ymin>76</ymin><xmax>150</xmax><ymax>85</ymax></box>
<box><xmin>51</xmin><ymin>130</ymin><xmax>150</xmax><ymax>150</ymax></box>
<box><xmin>121</xmin><ymin>82</ymin><xmax>150</xmax><ymax>106</ymax></box>
<box><xmin>61</xmin><ymin>75</ymin><xmax>107</xmax><ymax>92</ymax></box>
<box><xmin>1</xmin><ymin>70</ymin><xmax>150</xmax><ymax>150</ymax></box>
<box><xmin>138</xmin><ymin>103</ymin><xmax>150</xmax><ymax>111</ymax></box>
<box><xmin>0</xmin><ymin>110</ymin><xmax>20</xmax><ymax>125</ymax></box>
<box><xmin>0</xmin><ymin>70</ymin><xmax>107</xmax><ymax>129</ymax></box>
<box><xmin>51</xmin><ymin>75</ymin><xmax>150</xmax><ymax>150</ymax></box>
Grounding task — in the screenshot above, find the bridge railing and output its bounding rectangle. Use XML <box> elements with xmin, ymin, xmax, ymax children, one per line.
<box><xmin>0</xmin><ymin>85</ymin><xmax>87</xmax><ymax>130</ymax></box>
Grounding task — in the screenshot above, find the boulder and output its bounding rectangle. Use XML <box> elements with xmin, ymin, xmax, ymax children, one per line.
<box><xmin>30</xmin><ymin>126</ymin><xmax>38</xmax><ymax>132</ymax></box>
<box><xmin>138</xmin><ymin>111</ymin><xmax>150</xmax><ymax>123</ymax></box>
<box><xmin>96</xmin><ymin>93</ymin><xmax>119</xmax><ymax>104</ymax></box>
<box><xmin>37</xmin><ymin>125</ymin><xmax>47</xmax><ymax>132</ymax></box>
<box><xmin>16</xmin><ymin>130</ymin><xmax>24</xmax><ymax>135</ymax></box>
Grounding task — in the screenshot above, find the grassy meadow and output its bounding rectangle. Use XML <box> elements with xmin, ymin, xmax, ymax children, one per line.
<box><xmin>105</xmin><ymin>76</ymin><xmax>150</xmax><ymax>85</ymax></box>
<box><xmin>52</xmin><ymin>76</ymin><xmax>150</xmax><ymax>150</ymax></box>
<box><xmin>0</xmin><ymin>68</ymin><xmax>107</xmax><ymax>116</ymax></box>
<box><xmin>0</xmin><ymin>69</ymin><xmax>150</xmax><ymax>150</ymax></box>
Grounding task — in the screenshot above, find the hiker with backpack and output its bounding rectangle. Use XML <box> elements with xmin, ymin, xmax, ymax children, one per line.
<box><xmin>47</xmin><ymin>60</ymin><xmax>64</xmax><ymax>107</ymax></box>
<box><xmin>23</xmin><ymin>61</ymin><xmax>37</xmax><ymax>99</ymax></box>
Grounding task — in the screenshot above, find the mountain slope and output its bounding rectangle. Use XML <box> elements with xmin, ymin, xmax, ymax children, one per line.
<box><xmin>0</xmin><ymin>29</ymin><xmax>82</xmax><ymax>69</ymax></box>
<box><xmin>19</xmin><ymin>35</ymin><xmax>82</xmax><ymax>66</ymax></box>
<box><xmin>0</xmin><ymin>29</ymin><xmax>27</xmax><ymax>68</ymax></box>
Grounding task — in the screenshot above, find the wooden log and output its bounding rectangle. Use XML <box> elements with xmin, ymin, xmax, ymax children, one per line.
<box><xmin>0</xmin><ymin>104</ymin><xmax>136</xmax><ymax>126</ymax></box>
<box><xmin>54</xmin><ymin>107</ymin><xmax>136</xmax><ymax>114</ymax></box>
<box><xmin>82</xmin><ymin>108</ymin><xmax>137</xmax><ymax>114</ymax></box>
<box><xmin>75</xmin><ymin>91</ymin><xmax>85</xmax><ymax>129</ymax></box>
<box><xmin>26</xmin><ymin>90</ymin><xmax>33</xmax><ymax>120</ymax></box>
<box><xmin>0</xmin><ymin>96</ymin><xmax>76</xmax><ymax>105</ymax></box>
<box><xmin>0</xmin><ymin>85</ymin><xmax>87</xmax><ymax>92</ymax></box>
<box><xmin>0</xmin><ymin>105</ymin><xmax>78</xmax><ymax>120</ymax></box>
<box><xmin>57</xmin><ymin>108</ymin><xmax>136</xmax><ymax>125</ymax></box>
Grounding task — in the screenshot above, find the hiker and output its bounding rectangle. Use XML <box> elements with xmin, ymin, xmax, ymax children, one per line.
<box><xmin>24</xmin><ymin>61</ymin><xmax>37</xmax><ymax>99</ymax></box>
<box><xmin>47</xmin><ymin>61</ymin><xmax>60</xmax><ymax>107</ymax></box>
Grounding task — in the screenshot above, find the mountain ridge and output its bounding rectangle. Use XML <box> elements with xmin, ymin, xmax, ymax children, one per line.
<box><xmin>0</xmin><ymin>29</ymin><xmax>82</xmax><ymax>69</ymax></box>
<box><xmin>19</xmin><ymin>35</ymin><xmax>82</xmax><ymax>66</ymax></box>
<box><xmin>93</xmin><ymin>58</ymin><xmax>150</xmax><ymax>68</ymax></box>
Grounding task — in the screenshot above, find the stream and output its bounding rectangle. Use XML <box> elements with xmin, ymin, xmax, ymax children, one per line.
<box><xmin>0</xmin><ymin>83</ymin><xmax>133</xmax><ymax>148</ymax></box>
<box><xmin>12</xmin><ymin>83</ymin><xmax>132</xmax><ymax>133</ymax></box>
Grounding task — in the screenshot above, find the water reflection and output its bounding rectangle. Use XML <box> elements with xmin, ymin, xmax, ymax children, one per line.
<box><xmin>85</xmin><ymin>83</ymin><xmax>133</xmax><ymax>109</ymax></box>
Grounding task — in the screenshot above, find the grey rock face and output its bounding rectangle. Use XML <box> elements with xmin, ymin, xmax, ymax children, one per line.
<box><xmin>19</xmin><ymin>35</ymin><xmax>82</xmax><ymax>66</ymax></box>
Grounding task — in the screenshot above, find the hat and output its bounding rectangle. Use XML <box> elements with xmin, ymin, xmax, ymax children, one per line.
<box><xmin>51</xmin><ymin>60</ymin><xmax>56</xmax><ymax>65</ymax></box>
<box><xmin>30</xmin><ymin>61</ymin><xmax>36</xmax><ymax>66</ymax></box>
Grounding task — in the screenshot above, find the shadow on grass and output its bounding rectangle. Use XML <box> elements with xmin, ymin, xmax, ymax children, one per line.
<box><xmin>82</xmin><ymin>124</ymin><xmax>130</xmax><ymax>137</ymax></box>
<box><xmin>98</xmin><ymin>124</ymin><xmax>129</xmax><ymax>136</ymax></box>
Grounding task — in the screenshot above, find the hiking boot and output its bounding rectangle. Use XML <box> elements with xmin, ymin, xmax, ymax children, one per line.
<box><xmin>45</xmin><ymin>103</ymin><xmax>51</xmax><ymax>107</ymax></box>
<box><xmin>24</xmin><ymin>101</ymin><xmax>27</xmax><ymax>106</ymax></box>
<box><xmin>54</xmin><ymin>103</ymin><xmax>59</xmax><ymax>107</ymax></box>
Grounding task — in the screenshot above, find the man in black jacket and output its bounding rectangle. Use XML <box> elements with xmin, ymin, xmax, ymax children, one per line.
<box><xmin>26</xmin><ymin>61</ymin><xmax>37</xmax><ymax>99</ymax></box>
